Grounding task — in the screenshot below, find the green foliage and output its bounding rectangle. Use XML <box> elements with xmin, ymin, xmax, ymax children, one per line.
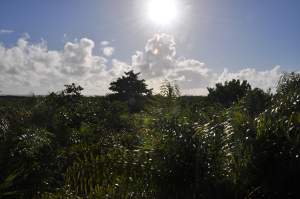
<box><xmin>160</xmin><ymin>80</ymin><xmax>180</xmax><ymax>99</ymax></box>
<box><xmin>63</xmin><ymin>144</ymin><xmax>157</xmax><ymax>198</ymax></box>
<box><xmin>0</xmin><ymin>73</ymin><xmax>299</xmax><ymax>198</ymax></box>
<box><xmin>208</xmin><ymin>79</ymin><xmax>251</xmax><ymax>107</ymax></box>
<box><xmin>147</xmin><ymin>113</ymin><xmax>197</xmax><ymax>199</ymax></box>
<box><xmin>241</xmin><ymin>88</ymin><xmax>271</xmax><ymax>117</ymax></box>
<box><xmin>194</xmin><ymin>106</ymin><xmax>254</xmax><ymax>198</ymax></box>
<box><xmin>250</xmin><ymin>73</ymin><xmax>300</xmax><ymax>198</ymax></box>
<box><xmin>277</xmin><ymin>72</ymin><xmax>300</xmax><ymax>96</ymax></box>
<box><xmin>109</xmin><ymin>70</ymin><xmax>152</xmax><ymax>112</ymax></box>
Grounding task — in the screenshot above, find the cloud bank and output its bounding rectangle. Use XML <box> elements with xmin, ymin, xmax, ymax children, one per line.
<box><xmin>0</xmin><ymin>34</ymin><xmax>283</xmax><ymax>95</ymax></box>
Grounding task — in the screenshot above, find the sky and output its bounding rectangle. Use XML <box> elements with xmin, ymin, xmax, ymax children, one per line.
<box><xmin>0</xmin><ymin>0</ymin><xmax>299</xmax><ymax>95</ymax></box>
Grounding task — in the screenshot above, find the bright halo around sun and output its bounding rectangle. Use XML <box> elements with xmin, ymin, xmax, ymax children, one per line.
<box><xmin>147</xmin><ymin>0</ymin><xmax>179</xmax><ymax>26</ymax></box>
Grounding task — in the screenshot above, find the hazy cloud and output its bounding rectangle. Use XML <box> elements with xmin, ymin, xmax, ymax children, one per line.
<box><xmin>110</xmin><ymin>59</ymin><xmax>133</xmax><ymax>76</ymax></box>
<box><xmin>102</xmin><ymin>46</ymin><xmax>114</xmax><ymax>57</ymax></box>
<box><xmin>101</xmin><ymin>41</ymin><xmax>110</xmax><ymax>46</ymax></box>
<box><xmin>0</xmin><ymin>29</ymin><xmax>14</xmax><ymax>34</ymax></box>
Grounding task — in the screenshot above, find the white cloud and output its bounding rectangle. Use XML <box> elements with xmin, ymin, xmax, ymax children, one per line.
<box><xmin>0</xmin><ymin>33</ymin><xmax>285</xmax><ymax>96</ymax></box>
<box><xmin>110</xmin><ymin>59</ymin><xmax>133</xmax><ymax>76</ymax></box>
<box><xmin>131</xmin><ymin>34</ymin><xmax>215</xmax><ymax>94</ymax></box>
<box><xmin>102</xmin><ymin>46</ymin><xmax>114</xmax><ymax>57</ymax></box>
<box><xmin>0</xmin><ymin>36</ymin><xmax>112</xmax><ymax>95</ymax></box>
<box><xmin>131</xmin><ymin>33</ymin><xmax>283</xmax><ymax>95</ymax></box>
<box><xmin>101</xmin><ymin>41</ymin><xmax>109</xmax><ymax>46</ymax></box>
<box><xmin>133</xmin><ymin>33</ymin><xmax>176</xmax><ymax>77</ymax></box>
<box><xmin>0</xmin><ymin>29</ymin><xmax>14</xmax><ymax>34</ymax></box>
<box><xmin>217</xmin><ymin>66</ymin><xmax>281</xmax><ymax>92</ymax></box>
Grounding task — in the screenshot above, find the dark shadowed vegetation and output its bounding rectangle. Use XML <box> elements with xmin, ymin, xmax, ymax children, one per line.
<box><xmin>0</xmin><ymin>72</ymin><xmax>299</xmax><ymax>199</ymax></box>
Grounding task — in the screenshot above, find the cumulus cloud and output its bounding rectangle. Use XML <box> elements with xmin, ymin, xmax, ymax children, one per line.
<box><xmin>133</xmin><ymin>34</ymin><xmax>176</xmax><ymax>78</ymax></box>
<box><xmin>132</xmin><ymin>34</ymin><xmax>218</xmax><ymax>94</ymax></box>
<box><xmin>110</xmin><ymin>59</ymin><xmax>133</xmax><ymax>76</ymax></box>
<box><xmin>0</xmin><ymin>29</ymin><xmax>14</xmax><ymax>34</ymax></box>
<box><xmin>0</xmin><ymin>33</ymin><xmax>285</xmax><ymax>96</ymax></box>
<box><xmin>0</xmin><ymin>36</ymin><xmax>112</xmax><ymax>95</ymax></box>
<box><xmin>102</xmin><ymin>46</ymin><xmax>114</xmax><ymax>57</ymax></box>
<box><xmin>131</xmin><ymin>33</ymin><xmax>284</xmax><ymax>95</ymax></box>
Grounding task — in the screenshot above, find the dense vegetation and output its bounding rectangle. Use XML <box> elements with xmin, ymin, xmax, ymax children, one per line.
<box><xmin>0</xmin><ymin>71</ymin><xmax>299</xmax><ymax>199</ymax></box>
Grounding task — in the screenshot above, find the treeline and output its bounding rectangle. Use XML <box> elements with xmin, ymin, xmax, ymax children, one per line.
<box><xmin>0</xmin><ymin>71</ymin><xmax>299</xmax><ymax>199</ymax></box>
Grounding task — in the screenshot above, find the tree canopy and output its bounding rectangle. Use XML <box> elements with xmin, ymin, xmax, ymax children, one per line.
<box><xmin>207</xmin><ymin>79</ymin><xmax>251</xmax><ymax>107</ymax></box>
<box><xmin>109</xmin><ymin>70</ymin><xmax>152</xmax><ymax>112</ymax></box>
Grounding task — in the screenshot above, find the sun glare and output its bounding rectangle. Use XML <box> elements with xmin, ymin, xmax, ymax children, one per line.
<box><xmin>147</xmin><ymin>0</ymin><xmax>178</xmax><ymax>26</ymax></box>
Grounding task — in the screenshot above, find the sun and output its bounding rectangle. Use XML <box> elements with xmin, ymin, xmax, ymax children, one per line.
<box><xmin>147</xmin><ymin>0</ymin><xmax>179</xmax><ymax>26</ymax></box>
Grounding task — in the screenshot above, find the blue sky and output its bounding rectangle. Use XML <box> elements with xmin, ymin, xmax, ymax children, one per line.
<box><xmin>0</xmin><ymin>0</ymin><xmax>299</xmax><ymax>95</ymax></box>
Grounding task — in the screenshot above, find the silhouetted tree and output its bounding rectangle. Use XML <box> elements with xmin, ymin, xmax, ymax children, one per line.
<box><xmin>63</xmin><ymin>83</ymin><xmax>83</xmax><ymax>96</ymax></box>
<box><xmin>158</xmin><ymin>80</ymin><xmax>181</xmax><ymax>110</ymax></box>
<box><xmin>242</xmin><ymin>88</ymin><xmax>271</xmax><ymax>117</ymax></box>
<box><xmin>109</xmin><ymin>70</ymin><xmax>152</xmax><ymax>112</ymax></box>
<box><xmin>46</xmin><ymin>83</ymin><xmax>83</xmax><ymax>108</ymax></box>
<box><xmin>207</xmin><ymin>79</ymin><xmax>251</xmax><ymax>107</ymax></box>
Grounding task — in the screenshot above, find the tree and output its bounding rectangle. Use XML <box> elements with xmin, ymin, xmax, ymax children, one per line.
<box><xmin>46</xmin><ymin>83</ymin><xmax>83</xmax><ymax>108</ymax></box>
<box><xmin>160</xmin><ymin>80</ymin><xmax>180</xmax><ymax>99</ymax></box>
<box><xmin>62</xmin><ymin>83</ymin><xmax>83</xmax><ymax>96</ymax></box>
<box><xmin>207</xmin><ymin>79</ymin><xmax>251</xmax><ymax>107</ymax></box>
<box><xmin>109</xmin><ymin>70</ymin><xmax>152</xmax><ymax>112</ymax></box>
<box><xmin>158</xmin><ymin>80</ymin><xmax>181</xmax><ymax>110</ymax></box>
<box><xmin>242</xmin><ymin>88</ymin><xmax>271</xmax><ymax>117</ymax></box>
<box><xmin>276</xmin><ymin>72</ymin><xmax>300</xmax><ymax>96</ymax></box>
